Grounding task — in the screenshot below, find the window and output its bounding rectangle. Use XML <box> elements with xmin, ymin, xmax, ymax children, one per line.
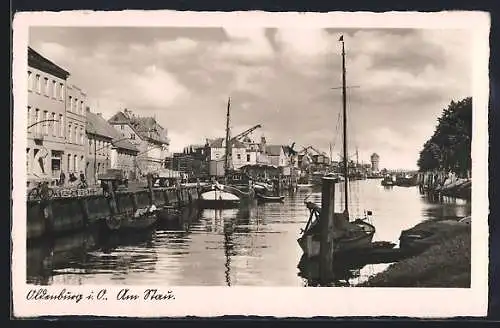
<box><xmin>80</xmin><ymin>127</ymin><xmax>84</xmax><ymax>145</ymax></box>
<box><xmin>89</xmin><ymin>139</ymin><xmax>92</xmax><ymax>154</ymax></box>
<box><xmin>43</xmin><ymin>111</ymin><xmax>49</xmax><ymax>134</ymax></box>
<box><xmin>130</xmin><ymin>133</ymin><xmax>135</xmax><ymax>140</ymax></box>
<box><xmin>67</xmin><ymin>154</ymin><xmax>71</xmax><ymax>172</ymax></box>
<box><xmin>237</xmin><ymin>153</ymin><xmax>241</xmax><ymax>160</ymax></box>
<box><xmin>68</xmin><ymin>124</ymin><xmax>72</xmax><ymax>143</ymax></box>
<box><xmin>59</xmin><ymin>114</ymin><xmax>64</xmax><ymax>137</ymax></box>
<box><xmin>120</xmin><ymin>125</ymin><xmax>124</xmax><ymax>130</ymax></box>
<box><xmin>35</xmin><ymin>109</ymin><xmax>40</xmax><ymax>133</ymax></box>
<box><xmin>27</xmin><ymin>71</ymin><xmax>32</xmax><ymax>91</ymax></box>
<box><xmin>26</xmin><ymin>148</ymin><xmax>31</xmax><ymax>173</ymax></box>
<box><xmin>36</xmin><ymin>75</ymin><xmax>41</xmax><ymax>93</ymax></box>
<box><xmin>75</xmin><ymin>98</ymin><xmax>78</xmax><ymax>113</ymax></box>
<box><xmin>69</xmin><ymin>96</ymin><xmax>72</xmax><ymax>111</ymax></box>
<box><xmin>60</xmin><ymin>83</ymin><xmax>64</xmax><ymax>100</ymax></box>
<box><xmin>27</xmin><ymin>106</ymin><xmax>31</xmax><ymax>129</ymax></box>
<box><xmin>44</xmin><ymin>77</ymin><xmax>49</xmax><ymax>96</ymax></box>
<box><xmin>52</xmin><ymin>81</ymin><xmax>57</xmax><ymax>98</ymax></box>
<box><xmin>74</xmin><ymin>127</ymin><xmax>77</xmax><ymax>144</ymax></box>
<box><xmin>33</xmin><ymin>109</ymin><xmax>39</xmax><ymax>133</ymax></box>
<box><xmin>247</xmin><ymin>154</ymin><xmax>251</xmax><ymax>162</ymax></box>
<box><xmin>80</xmin><ymin>101</ymin><xmax>84</xmax><ymax>115</ymax></box>
<box><xmin>52</xmin><ymin>113</ymin><xmax>56</xmax><ymax>136</ymax></box>
<box><xmin>74</xmin><ymin>155</ymin><xmax>78</xmax><ymax>172</ymax></box>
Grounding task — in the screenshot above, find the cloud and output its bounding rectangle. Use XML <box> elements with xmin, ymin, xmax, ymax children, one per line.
<box><xmin>129</xmin><ymin>65</ymin><xmax>188</xmax><ymax>108</ymax></box>
<box><xmin>154</xmin><ymin>37</ymin><xmax>199</xmax><ymax>56</ymax></box>
<box><xmin>215</xmin><ymin>28</ymin><xmax>275</xmax><ymax>62</ymax></box>
<box><xmin>27</xmin><ymin>27</ymin><xmax>473</xmax><ymax>169</ymax></box>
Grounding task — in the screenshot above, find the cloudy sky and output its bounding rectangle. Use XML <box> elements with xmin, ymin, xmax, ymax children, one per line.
<box><xmin>28</xmin><ymin>26</ymin><xmax>471</xmax><ymax>170</ymax></box>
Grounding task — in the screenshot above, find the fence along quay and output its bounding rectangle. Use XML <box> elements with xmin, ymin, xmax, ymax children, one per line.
<box><xmin>26</xmin><ymin>177</ymin><xmax>201</xmax><ymax>240</ymax></box>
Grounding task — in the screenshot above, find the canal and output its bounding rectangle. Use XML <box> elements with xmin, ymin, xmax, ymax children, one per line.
<box><xmin>27</xmin><ymin>179</ymin><xmax>471</xmax><ymax>286</ymax></box>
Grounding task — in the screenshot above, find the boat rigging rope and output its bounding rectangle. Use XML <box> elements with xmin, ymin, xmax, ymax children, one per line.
<box><xmin>331</xmin><ymin>111</ymin><xmax>342</xmax><ymax>153</ymax></box>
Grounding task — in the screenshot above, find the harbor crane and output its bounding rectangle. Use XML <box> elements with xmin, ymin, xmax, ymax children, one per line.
<box><xmin>231</xmin><ymin>124</ymin><xmax>262</xmax><ymax>142</ymax></box>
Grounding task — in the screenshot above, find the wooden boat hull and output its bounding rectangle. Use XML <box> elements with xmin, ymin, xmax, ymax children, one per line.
<box><xmin>199</xmin><ymin>189</ymin><xmax>241</xmax><ymax>209</ymax></box>
<box><xmin>104</xmin><ymin>212</ymin><xmax>158</xmax><ymax>232</ymax></box>
<box><xmin>256</xmin><ymin>194</ymin><xmax>285</xmax><ymax>203</ymax></box>
<box><xmin>297</xmin><ymin>220</ymin><xmax>376</xmax><ymax>259</ymax></box>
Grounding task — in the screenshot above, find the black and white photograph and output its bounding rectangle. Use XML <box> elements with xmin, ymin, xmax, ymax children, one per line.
<box><xmin>12</xmin><ymin>10</ymin><xmax>490</xmax><ymax>317</ymax></box>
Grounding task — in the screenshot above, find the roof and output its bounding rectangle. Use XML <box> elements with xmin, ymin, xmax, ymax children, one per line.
<box><xmin>299</xmin><ymin>146</ymin><xmax>328</xmax><ymax>157</ymax></box>
<box><xmin>108</xmin><ymin>110</ymin><xmax>170</xmax><ymax>145</ymax></box>
<box><xmin>28</xmin><ymin>47</ymin><xmax>70</xmax><ymax>80</ymax></box>
<box><xmin>86</xmin><ymin>112</ymin><xmax>139</xmax><ymax>152</ymax></box>
<box><xmin>208</xmin><ymin>138</ymin><xmax>246</xmax><ymax>149</ymax></box>
<box><xmin>265</xmin><ymin>145</ymin><xmax>285</xmax><ymax>156</ymax></box>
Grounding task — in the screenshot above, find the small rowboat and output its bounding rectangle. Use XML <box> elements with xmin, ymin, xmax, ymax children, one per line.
<box><xmin>256</xmin><ymin>193</ymin><xmax>285</xmax><ymax>203</ymax></box>
<box><xmin>104</xmin><ymin>205</ymin><xmax>159</xmax><ymax>232</ymax></box>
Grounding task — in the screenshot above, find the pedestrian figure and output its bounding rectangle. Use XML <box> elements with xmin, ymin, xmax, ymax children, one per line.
<box><xmin>79</xmin><ymin>171</ymin><xmax>87</xmax><ymax>188</ymax></box>
<box><xmin>59</xmin><ymin>171</ymin><xmax>66</xmax><ymax>186</ymax></box>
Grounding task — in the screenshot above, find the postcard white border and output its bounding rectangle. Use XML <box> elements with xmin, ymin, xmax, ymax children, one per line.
<box><xmin>12</xmin><ymin>10</ymin><xmax>490</xmax><ymax>318</ymax></box>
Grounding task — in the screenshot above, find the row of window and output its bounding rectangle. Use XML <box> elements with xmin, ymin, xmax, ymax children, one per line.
<box><xmin>214</xmin><ymin>153</ymin><xmax>252</xmax><ymax>162</ymax></box>
<box><xmin>27</xmin><ymin>70</ymin><xmax>86</xmax><ymax>116</ymax></box>
<box><xmin>68</xmin><ymin>95</ymin><xmax>85</xmax><ymax>116</ymax></box>
<box><xmin>68</xmin><ymin>122</ymin><xmax>86</xmax><ymax>145</ymax></box>
<box><xmin>27</xmin><ymin>106</ymin><xmax>85</xmax><ymax>145</ymax></box>
<box><xmin>27</xmin><ymin>106</ymin><xmax>64</xmax><ymax>137</ymax></box>
<box><xmin>27</xmin><ymin>70</ymin><xmax>64</xmax><ymax>101</ymax></box>
<box><xmin>88</xmin><ymin>139</ymin><xmax>111</xmax><ymax>157</ymax></box>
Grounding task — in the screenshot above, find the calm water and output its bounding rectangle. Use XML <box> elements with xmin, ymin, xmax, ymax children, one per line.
<box><xmin>27</xmin><ymin>179</ymin><xmax>471</xmax><ymax>286</ymax></box>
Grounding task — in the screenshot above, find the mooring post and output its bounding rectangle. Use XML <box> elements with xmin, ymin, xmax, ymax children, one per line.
<box><xmin>146</xmin><ymin>173</ymin><xmax>155</xmax><ymax>206</ymax></box>
<box><xmin>106</xmin><ymin>181</ymin><xmax>118</xmax><ymax>215</ymax></box>
<box><xmin>319</xmin><ymin>176</ymin><xmax>336</xmax><ymax>285</ymax></box>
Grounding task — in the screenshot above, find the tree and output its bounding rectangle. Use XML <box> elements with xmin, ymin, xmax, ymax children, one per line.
<box><xmin>417</xmin><ymin>97</ymin><xmax>472</xmax><ymax>177</ymax></box>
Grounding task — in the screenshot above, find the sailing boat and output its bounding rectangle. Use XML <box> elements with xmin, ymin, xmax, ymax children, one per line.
<box><xmin>199</xmin><ymin>97</ymin><xmax>248</xmax><ymax>209</ymax></box>
<box><xmin>297</xmin><ymin>36</ymin><xmax>376</xmax><ymax>259</ymax></box>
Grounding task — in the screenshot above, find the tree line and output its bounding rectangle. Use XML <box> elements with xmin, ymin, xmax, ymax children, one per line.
<box><xmin>417</xmin><ymin>97</ymin><xmax>472</xmax><ymax>177</ymax></box>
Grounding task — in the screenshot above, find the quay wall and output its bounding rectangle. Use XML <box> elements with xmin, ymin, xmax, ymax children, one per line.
<box><xmin>26</xmin><ymin>185</ymin><xmax>200</xmax><ymax>240</ymax></box>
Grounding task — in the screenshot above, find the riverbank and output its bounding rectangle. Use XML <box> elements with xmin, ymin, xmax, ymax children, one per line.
<box><xmin>359</xmin><ymin>218</ymin><xmax>471</xmax><ymax>288</ymax></box>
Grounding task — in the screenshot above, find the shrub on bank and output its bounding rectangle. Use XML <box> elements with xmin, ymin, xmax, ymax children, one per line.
<box><xmin>359</xmin><ymin>226</ymin><xmax>471</xmax><ymax>288</ymax></box>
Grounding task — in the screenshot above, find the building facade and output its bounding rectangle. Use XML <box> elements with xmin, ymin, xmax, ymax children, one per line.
<box><xmin>85</xmin><ymin>111</ymin><xmax>114</xmax><ymax>185</ymax></box>
<box><xmin>108</xmin><ymin>109</ymin><xmax>170</xmax><ymax>177</ymax></box>
<box><xmin>107</xmin><ymin>123</ymin><xmax>139</xmax><ymax>179</ymax></box>
<box><xmin>266</xmin><ymin>145</ymin><xmax>289</xmax><ymax>167</ymax></box>
<box><xmin>65</xmin><ymin>84</ymin><xmax>87</xmax><ymax>177</ymax></box>
<box><xmin>27</xmin><ymin>47</ymin><xmax>69</xmax><ymax>186</ymax></box>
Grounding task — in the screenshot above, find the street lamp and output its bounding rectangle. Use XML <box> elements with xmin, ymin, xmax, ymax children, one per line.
<box><xmin>28</xmin><ymin>119</ymin><xmax>59</xmax><ymax>130</ymax></box>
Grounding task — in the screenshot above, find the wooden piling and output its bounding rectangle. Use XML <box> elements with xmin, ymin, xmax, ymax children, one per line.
<box><xmin>319</xmin><ymin>177</ymin><xmax>336</xmax><ymax>285</ymax></box>
<box><xmin>106</xmin><ymin>181</ymin><xmax>118</xmax><ymax>215</ymax></box>
<box><xmin>146</xmin><ymin>173</ymin><xmax>155</xmax><ymax>205</ymax></box>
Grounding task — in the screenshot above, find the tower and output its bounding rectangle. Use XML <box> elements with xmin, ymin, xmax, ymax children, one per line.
<box><xmin>370</xmin><ymin>153</ymin><xmax>380</xmax><ymax>172</ymax></box>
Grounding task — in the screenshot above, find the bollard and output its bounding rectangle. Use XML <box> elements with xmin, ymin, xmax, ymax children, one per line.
<box><xmin>319</xmin><ymin>177</ymin><xmax>336</xmax><ymax>285</ymax></box>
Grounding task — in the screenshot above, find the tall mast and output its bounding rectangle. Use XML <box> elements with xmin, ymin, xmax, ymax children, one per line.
<box><xmin>340</xmin><ymin>35</ymin><xmax>349</xmax><ymax>218</ymax></box>
<box><xmin>224</xmin><ymin>96</ymin><xmax>231</xmax><ymax>175</ymax></box>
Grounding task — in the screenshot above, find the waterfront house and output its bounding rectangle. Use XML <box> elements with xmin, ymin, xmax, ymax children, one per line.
<box><xmin>27</xmin><ymin>47</ymin><xmax>87</xmax><ymax>187</ymax></box>
<box><xmin>108</xmin><ymin>109</ymin><xmax>170</xmax><ymax>176</ymax></box>
<box><xmin>65</xmin><ymin>84</ymin><xmax>87</xmax><ymax>181</ymax></box>
<box><xmin>85</xmin><ymin>111</ymin><xmax>114</xmax><ymax>185</ymax></box>
<box><xmin>86</xmin><ymin>110</ymin><xmax>140</xmax><ymax>184</ymax></box>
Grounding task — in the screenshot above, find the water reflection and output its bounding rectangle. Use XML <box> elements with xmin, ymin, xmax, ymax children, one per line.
<box><xmin>27</xmin><ymin>180</ymin><xmax>470</xmax><ymax>286</ymax></box>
